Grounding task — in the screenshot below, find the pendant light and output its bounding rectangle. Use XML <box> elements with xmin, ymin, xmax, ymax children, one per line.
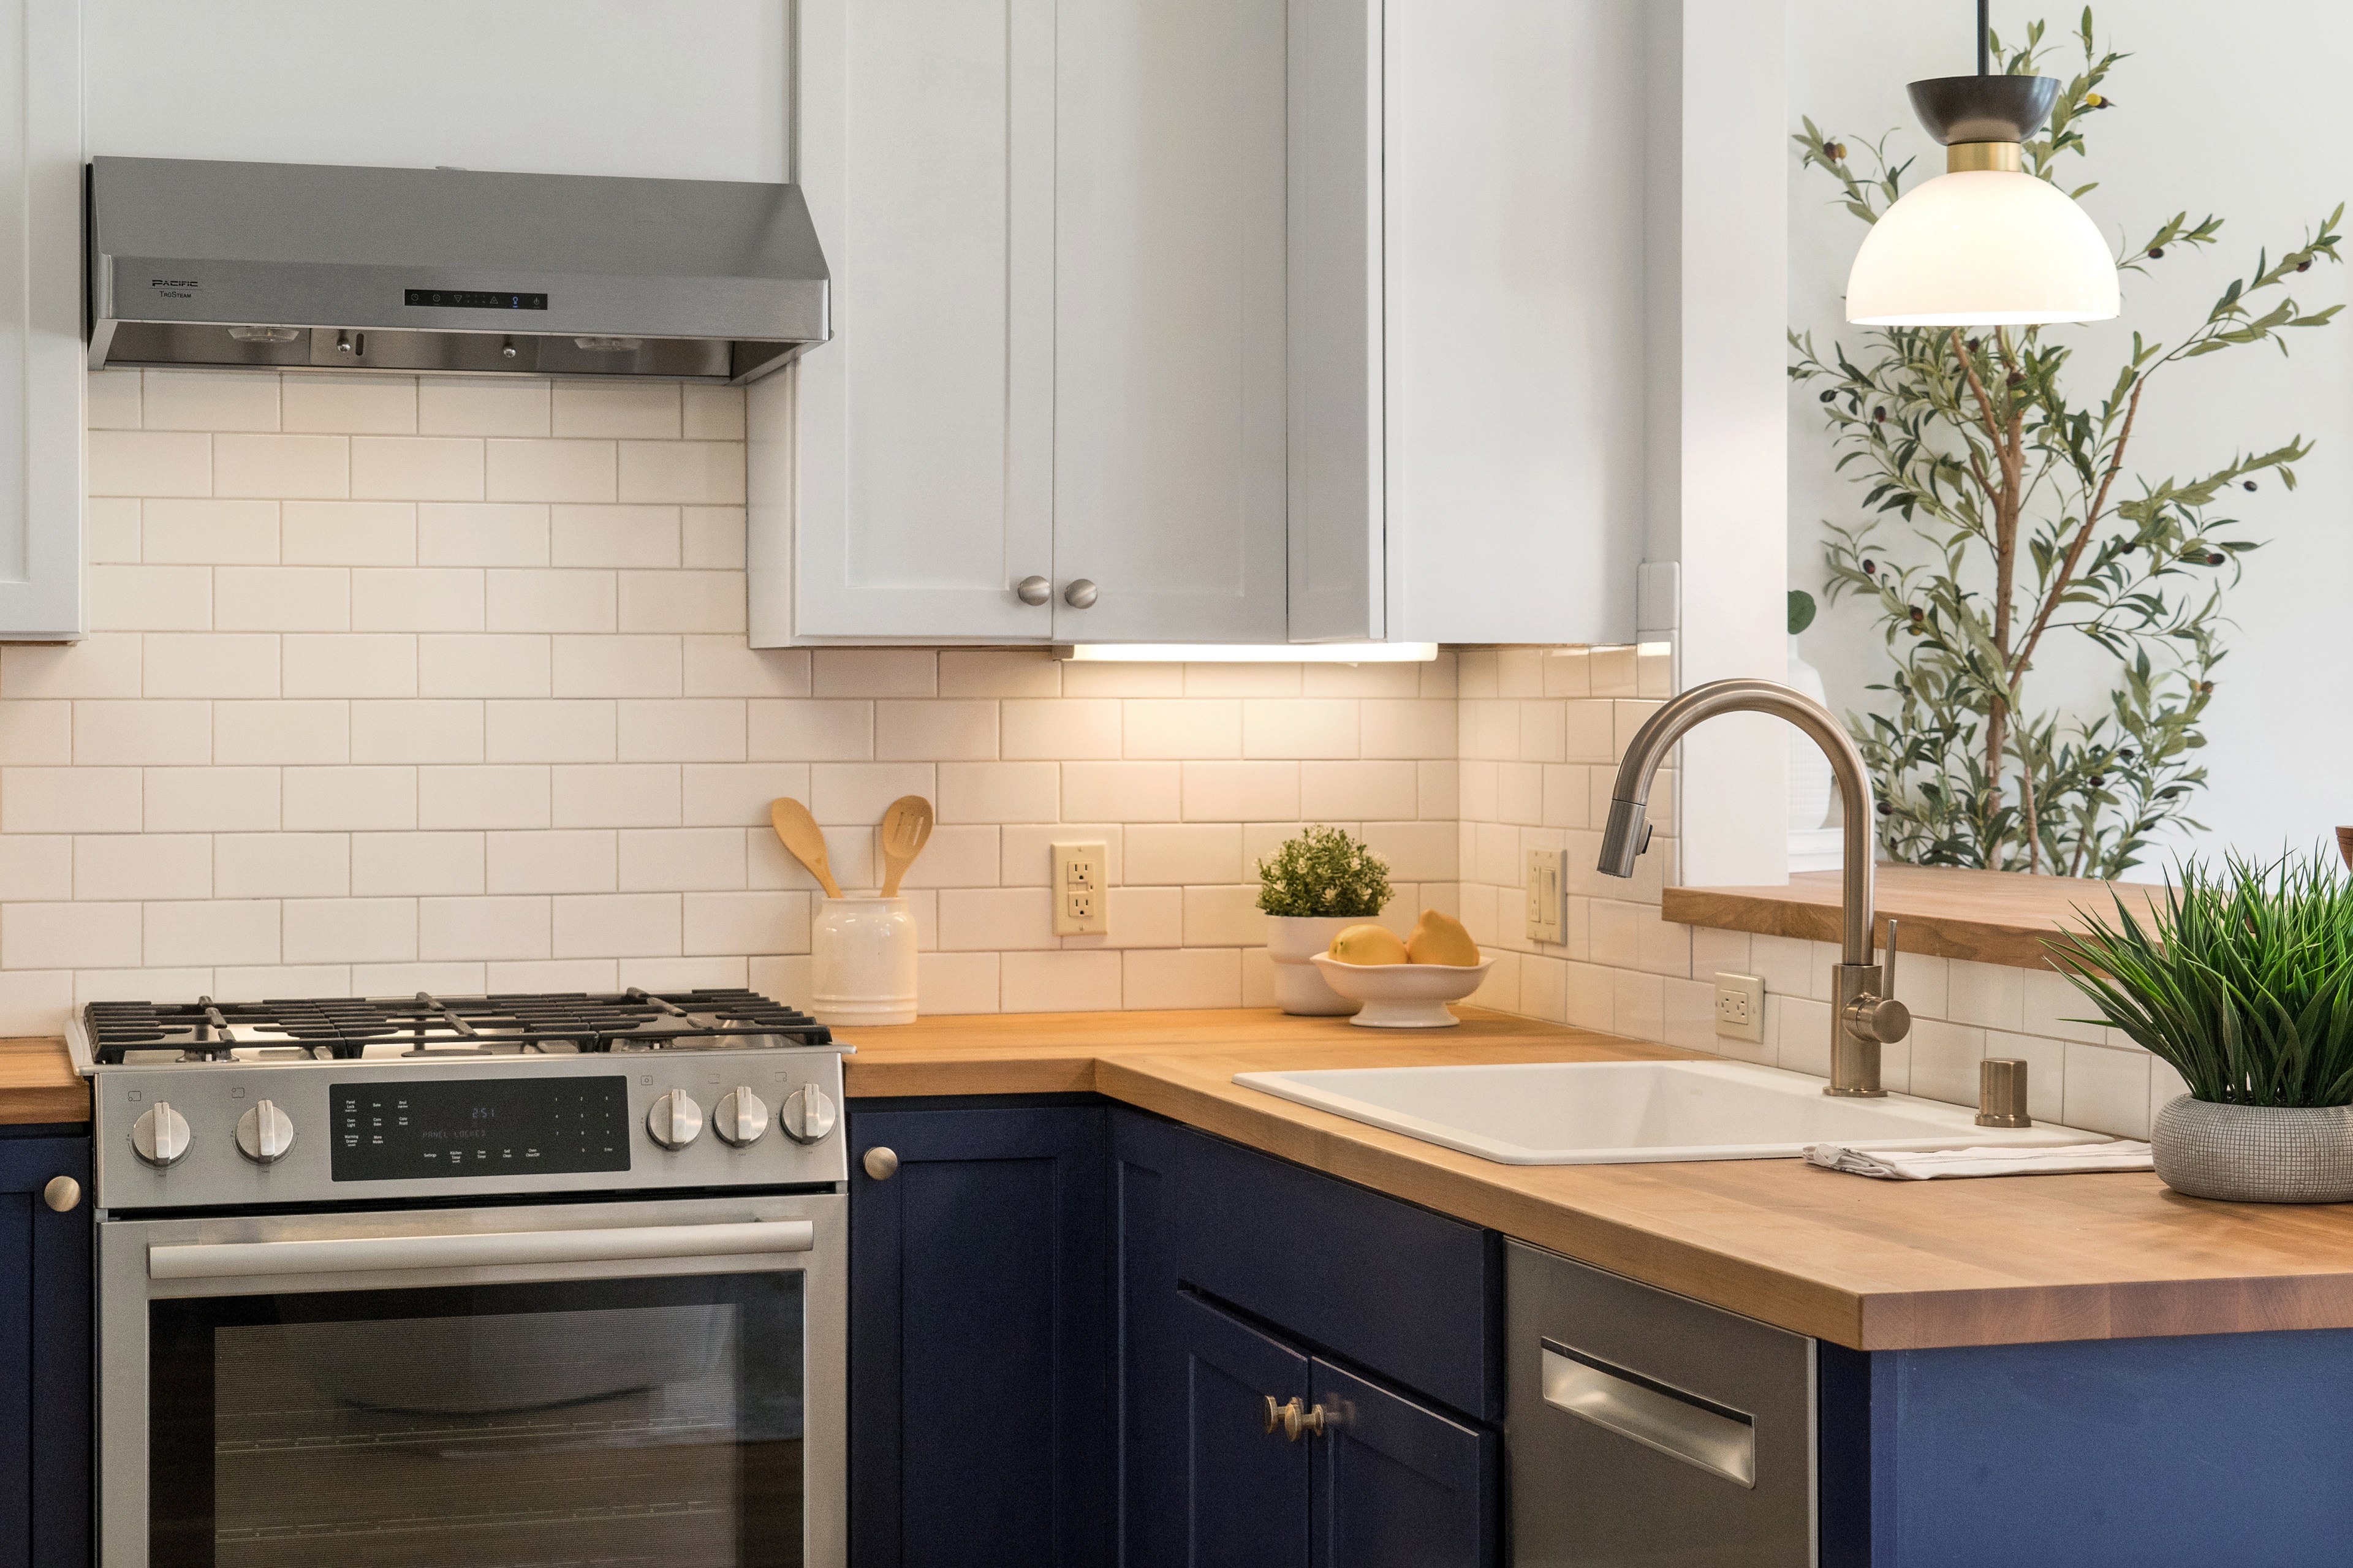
<box><xmin>1845</xmin><ymin>0</ymin><xmax>2120</xmax><ymax>326</ymax></box>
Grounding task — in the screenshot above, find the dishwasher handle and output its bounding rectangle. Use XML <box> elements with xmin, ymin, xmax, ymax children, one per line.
<box><xmin>149</xmin><ymin>1219</ymin><xmax>816</xmax><ymax>1281</ymax></box>
<box><xmin>1539</xmin><ymin>1339</ymin><xmax>1757</xmax><ymax>1488</ymax></box>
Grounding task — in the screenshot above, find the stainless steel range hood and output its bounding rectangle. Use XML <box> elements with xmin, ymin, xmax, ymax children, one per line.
<box><xmin>88</xmin><ymin>156</ymin><xmax>830</xmax><ymax>384</ymax></box>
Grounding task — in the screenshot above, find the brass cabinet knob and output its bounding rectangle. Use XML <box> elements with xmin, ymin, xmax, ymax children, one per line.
<box><xmin>41</xmin><ymin>1175</ymin><xmax>79</xmax><ymax>1213</ymax></box>
<box><xmin>1260</xmin><ymin>1395</ymin><xmax>1327</xmax><ymax>1441</ymax></box>
<box><xmin>862</xmin><ymin>1146</ymin><xmax>900</xmax><ymax>1181</ymax></box>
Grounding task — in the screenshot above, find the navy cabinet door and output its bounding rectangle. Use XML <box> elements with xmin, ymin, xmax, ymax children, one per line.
<box><xmin>847</xmin><ymin>1103</ymin><xmax>1112</xmax><ymax>1568</ymax></box>
<box><xmin>1311</xmin><ymin>1357</ymin><xmax>1498</xmax><ymax>1568</ymax></box>
<box><xmin>1173</xmin><ymin>1292</ymin><xmax>1313</xmax><ymax>1568</ymax></box>
<box><xmin>0</xmin><ymin>1132</ymin><xmax>91</xmax><ymax>1568</ymax></box>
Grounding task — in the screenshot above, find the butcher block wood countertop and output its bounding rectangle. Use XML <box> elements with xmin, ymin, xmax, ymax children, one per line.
<box><xmin>0</xmin><ymin>1036</ymin><xmax>85</xmax><ymax>1125</ymax></box>
<box><xmin>838</xmin><ymin>1007</ymin><xmax>2353</xmax><ymax>1353</ymax></box>
<box><xmin>1662</xmin><ymin>862</ymin><xmax>2165</xmax><ymax>970</ymax></box>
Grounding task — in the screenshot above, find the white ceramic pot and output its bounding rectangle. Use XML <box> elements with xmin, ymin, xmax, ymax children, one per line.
<box><xmin>1786</xmin><ymin>635</ymin><xmax>1834</xmax><ymax>832</ymax></box>
<box><xmin>811</xmin><ymin>895</ymin><xmax>919</xmax><ymax>1026</ymax></box>
<box><xmin>1308</xmin><ymin>955</ymin><xmax>1496</xmax><ymax>1028</ymax></box>
<box><xmin>1264</xmin><ymin>915</ymin><xmax>1367</xmax><ymax>1015</ymax></box>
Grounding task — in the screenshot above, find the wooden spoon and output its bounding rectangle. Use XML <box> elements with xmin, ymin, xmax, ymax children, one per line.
<box><xmin>769</xmin><ymin>797</ymin><xmax>843</xmax><ymax>899</ymax></box>
<box><xmin>879</xmin><ymin>795</ymin><xmax>936</xmax><ymax>897</ymax></box>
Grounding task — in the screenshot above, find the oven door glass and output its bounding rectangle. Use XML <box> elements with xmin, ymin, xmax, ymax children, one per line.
<box><xmin>147</xmin><ymin>1273</ymin><xmax>805</xmax><ymax>1568</ymax></box>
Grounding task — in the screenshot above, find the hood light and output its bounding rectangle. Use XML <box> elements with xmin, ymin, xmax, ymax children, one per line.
<box><xmin>1056</xmin><ymin>642</ymin><xmax>1439</xmax><ymax>664</ymax></box>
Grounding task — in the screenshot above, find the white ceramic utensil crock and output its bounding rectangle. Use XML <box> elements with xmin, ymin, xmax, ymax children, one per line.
<box><xmin>811</xmin><ymin>895</ymin><xmax>918</xmax><ymax>1026</ymax></box>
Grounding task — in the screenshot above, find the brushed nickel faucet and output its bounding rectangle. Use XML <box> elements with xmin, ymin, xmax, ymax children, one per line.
<box><xmin>1596</xmin><ymin>678</ymin><xmax>1909</xmax><ymax>1097</ymax></box>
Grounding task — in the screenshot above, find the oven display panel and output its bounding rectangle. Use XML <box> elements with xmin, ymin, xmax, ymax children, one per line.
<box><xmin>330</xmin><ymin>1077</ymin><xmax>631</xmax><ymax>1181</ymax></box>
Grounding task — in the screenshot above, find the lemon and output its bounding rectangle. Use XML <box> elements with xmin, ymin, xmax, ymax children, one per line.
<box><xmin>1406</xmin><ymin>910</ymin><xmax>1480</xmax><ymax>966</ymax></box>
<box><xmin>1327</xmin><ymin>924</ymin><xmax>1408</xmax><ymax>965</ymax></box>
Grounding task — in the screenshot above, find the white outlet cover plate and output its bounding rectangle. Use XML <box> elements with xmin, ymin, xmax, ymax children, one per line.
<box><xmin>1713</xmin><ymin>971</ymin><xmax>1764</xmax><ymax>1043</ymax></box>
<box><xmin>1051</xmin><ymin>841</ymin><xmax>1110</xmax><ymax>936</ymax></box>
<box><xmin>1525</xmin><ymin>848</ymin><xmax>1566</xmax><ymax>944</ymax></box>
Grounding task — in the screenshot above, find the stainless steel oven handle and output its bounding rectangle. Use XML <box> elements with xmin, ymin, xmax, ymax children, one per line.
<box><xmin>148</xmin><ymin>1218</ymin><xmax>817</xmax><ymax>1281</ymax></box>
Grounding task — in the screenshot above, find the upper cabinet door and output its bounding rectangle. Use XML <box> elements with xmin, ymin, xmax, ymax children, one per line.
<box><xmin>1050</xmin><ymin>0</ymin><xmax>1289</xmax><ymax>645</ymax></box>
<box><xmin>773</xmin><ymin>0</ymin><xmax>1057</xmax><ymax>643</ymax></box>
<box><xmin>0</xmin><ymin>0</ymin><xmax>83</xmax><ymax>642</ymax></box>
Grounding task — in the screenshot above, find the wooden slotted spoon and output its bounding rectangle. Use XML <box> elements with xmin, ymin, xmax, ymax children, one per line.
<box><xmin>879</xmin><ymin>795</ymin><xmax>936</xmax><ymax>897</ymax></box>
<box><xmin>769</xmin><ymin>797</ymin><xmax>843</xmax><ymax>899</ymax></box>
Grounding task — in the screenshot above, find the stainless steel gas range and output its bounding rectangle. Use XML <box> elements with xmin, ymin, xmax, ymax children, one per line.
<box><xmin>70</xmin><ymin>988</ymin><xmax>850</xmax><ymax>1568</ymax></box>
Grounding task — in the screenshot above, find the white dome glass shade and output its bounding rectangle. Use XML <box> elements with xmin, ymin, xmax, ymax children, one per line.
<box><xmin>1846</xmin><ymin>169</ymin><xmax>2120</xmax><ymax>326</ymax></box>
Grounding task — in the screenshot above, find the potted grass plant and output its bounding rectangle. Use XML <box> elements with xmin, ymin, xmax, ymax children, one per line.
<box><xmin>2050</xmin><ymin>849</ymin><xmax>2353</xmax><ymax>1202</ymax></box>
<box><xmin>1257</xmin><ymin>825</ymin><xmax>1392</xmax><ymax>1016</ymax></box>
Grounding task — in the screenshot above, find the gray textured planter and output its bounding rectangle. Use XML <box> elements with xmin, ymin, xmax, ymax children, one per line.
<box><xmin>2151</xmin><ymin>1096</ymin><xmax>2353</xmax><ymax>1203</ymax></box>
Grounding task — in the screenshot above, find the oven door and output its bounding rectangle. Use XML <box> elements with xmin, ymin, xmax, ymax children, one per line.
<box><xmin>99</xmin><ymin>1192</ymin><xmax>845</xmax><ymax>1568</ymax></box>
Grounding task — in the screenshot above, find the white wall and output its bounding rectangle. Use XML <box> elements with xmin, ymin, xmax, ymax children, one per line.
<box><xmin>85</xmin><ymin>0</ymin><xmax>789</xmax><ymax>181</ymax></box>
<box><xmin>1787</xmin><ymin>1</ymin><xmax>2353</xmax><ymax>869</ymax></box>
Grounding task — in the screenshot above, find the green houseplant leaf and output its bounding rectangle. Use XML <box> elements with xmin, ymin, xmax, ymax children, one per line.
<box><xmin>1255</xmin><ymin>825</ymin><xmax>1393</xmax><ymax>920</ymax></box>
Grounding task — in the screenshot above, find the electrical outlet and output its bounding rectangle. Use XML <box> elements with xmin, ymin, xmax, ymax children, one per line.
<box><xmin>1713</xmin><ymin>971</ymin><xmax>1764</xmax><ymax>1043</ymax></box>
<box><xmin>1525</xmin><ymin>848</ymin><xmax>1566</xmax><ymax>944</ymax></box>
<box><xmin>1052</xmin><ymin>841</ymin><xmax>1110</xmax><ymax>936</ymax></box>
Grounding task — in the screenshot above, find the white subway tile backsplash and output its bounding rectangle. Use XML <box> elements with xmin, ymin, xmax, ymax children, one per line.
<box><xmin>84</xmin><ymin>500</ymin><xmax>138</xmax><ymax>564</ymax></box>
<box><xmin>352</xmin><ymin>700</ymin><xmax>484</xmax><ymax>764</ymax></box>
<box><xmin>554</xmin><ymin>635</ymin><xmax>683</xmax><ymax>698</ymax></box>
<box><xmin>282</xmin><ymin>767</ymin><xmax>416</xmax><ymax>831</ymax></box>
<box><xmin>0</xmin><ymin>703</ymin><xmax>70</xmax><ymax>767</ymax></box>
<box><xmin>420</xmin><ymin>896</ymin><xmax>551</xmax><ymax>962</ymax></box>
<box><xmin>551</xmin><ymin>505</ymin><xmax>679</xmax><ymax>567</ymax></box>
<box><xmin>619</xmin><ymin>699</ymin><xmax>744</xmax><ymax>763</ymax></box>
<box><xmin>420</xmin><ymin>379</ymin><xmax>550</xmax><ymax>437</ymax></box>
<box><xmin>618</xmin><ymin>440</ymin><xmax>743</xmax><ymax>504</ymax></box>
<box><xmin>939</xmin><ymin>762</ymin><xmax>1057</xmax><ymax>824</ymax></box>
<box><xmin>553</xmin><ymin>382</ymin><xmax>680</xmax><ymax>439</ymax></box>
<box><xmin>90</xmin><ymin>564</ymin><xmax>212</xmax><ymax>631</ymax></box>
<box><xmin>683</xmin><ymin>891</ymin><xmax>809</xmax><ymax>956</ymax></box>
<box><xmin>352</xmin><ymin>567</ymin><xmax>485</xmax><ymax>632</ymax></box>
<box><xmin>486</xmin><ymin>830</ymin><xmax>620</xmax><ymax>895</ymax></box>
<box><xmin>811</xmin><ymin>649</ymin><xmax>936</xmax><ymax>699</ymax></box>
<box><xmin>144</xmin><ymin>371</ymin><xmax>279</xmax><ymax>431</ymax></box>
<box><xmin>616</xmin><ymin>827</ymin><xmax>746</xmax><ymax>892</ymax></box>
<box><xmin>144</xmin><ymin>498</ymin><xmax>279</xmax><ymax>564</ymax></box>
<box><xmin>418</xmin><ymin>502</ymin><xmax>550</xmax><ymax>566</ymax></box>
<box><xmin>216</xmin><ymin>834</ymin><xmax>349</xmax><ymax>900</ymax></box>
<box><xmin>77</xmin><ymin>702</ymin><xmax>212</xmax><ymax>765</ymax></box>
<box><xmin>684</xmin><ymin>638</ymin><xmax>809</xmax><ymax>698</ymax></box>
<box><xmin>419</xmin><ymin>634</ymin><xmax>551</xmax><ymax>699</ymax></box>
<box><xmin>214</xmin><ymin>569</ymin><xmax>350</xmax><ymax>634</ymax></box>
<box><xmin>352</xmin><ymin>436</ymin><xmax>484</xmax><ymax>501</ymax></box>
<box><xmin>4</xmin><ymin>636</ymin><xmax>145</xmax><ymax>699</ymax></box>
<box><xmin>1125</xmin><ymin>700</ymin><xmax>1240</xmax><ymax>760</ymax></box>
<box><xmin>418</xmin><ymin>765</ymin><xmax>550</xmax><ymax>830</ymax></box>
<box><xmin>282</xmin><ymin>501</ymin><xmax>417</xmax><ymax>566</ymax></box>
<box><xmin>0</xmin><ymin>838</ymin><xmax>73</xmax><ymax>902</ymax></box>
<box><xmin>216</xmin><ymin>701</ymin><xmax>350</xmax><ymax>765</ymax></box>
<box><xmin>486</xmin><ymin>439</ymin><xmax>617</xmax><ymax>503</ymax></box>
<box><xmin>682</xmin><ymin>763</ymin><xmax>809</xmax><ymax>829</ymax></box>
<box><xmin>144</xmin><ymin>767</ymin><xmax>279</xmax><ymax>833</ymax></box>
<box><xmin>352</xmin><ymin>832</ymin><xmax>484</xmax><ymax>897</ymax></box>
<box><xmin>215</xmin><ymin>433</ymin><xmax>349</xmax><ymax>499</ymax></box>
<box><xmin>90</xmin><ymin>431</ymin><xmax>210</xmax><ymax>497</ymax></box>
<box><xmin>483</xmin><ymin>700</ymin><xmax>618</xmax><ymax>764</ymax></box>
<box><xmin>618</xmin><ymin>570</ymin><xmax>745</xmax><ymax>634</ymax></box>
<box><xmin>75</xmin><ymin>834</ymin><xmax>210</xmax><ymax>901</ymax></box>
<box><xmin>5</xmin><ymin>903</ymin><xmax>142</xmax><ymax>970</ymax></box>
<box><xmin>86</xmin><ymin>371</ymin><xmax>140</xmax><ymax>430</ymax></box>
<box><xmin>145</xmin><ymin>900</ymin><xmax>281</xmax><ymax>968</ymax></box>
<box><xmin>143</xmin><ymin>632</ymin><xmax>282</xmax><ymax>697</ymax></box>
<box><xmin>282</xmin><ymin>376</ymin><xmax>415</xmax><ymax>435</ymax></box>
<box><xmin>551</xmin><ymin>764</ymin><xmax>680</xmax><ymax>828</ymax></box>
<box><xmin>553</xmin><ymin>893</ymin><xmax>681</xmax><ymax>957</ymax></box>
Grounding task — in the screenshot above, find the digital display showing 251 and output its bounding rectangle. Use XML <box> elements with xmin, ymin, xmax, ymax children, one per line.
<box><xmin>330</xmin><ymin>1077</ymin><xmax>631</xmax><ymax>1181</ymax></box>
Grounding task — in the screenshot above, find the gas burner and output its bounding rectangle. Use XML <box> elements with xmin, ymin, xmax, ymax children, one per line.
<box><xmin>82</xmin><ymin>987</ymin><xmax>832</xmax><ymax>1065</ymax></box>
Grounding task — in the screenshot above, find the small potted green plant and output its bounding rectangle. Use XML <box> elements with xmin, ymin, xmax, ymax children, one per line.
<box><xmin>1257</xmin><ymin>825</ymin><xmax>1392</xmax><ymax>1016</ymax></box>
<box><xmin>2050</xmin><ymin>848</ymin><xmax>2353</xmax><ymax>1202</ymax></box>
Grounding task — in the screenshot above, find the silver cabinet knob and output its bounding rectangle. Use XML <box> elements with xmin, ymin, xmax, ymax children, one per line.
<box><xmin>646</xmin><ymin>1087</ymin><xmax>705</xmax><ymax>1151</ymax></box>
<box><xmin>132</xmin><ymin>1102</ymin><xmax>192</xmax><ymax>1168</ymax></box>
<box><xmin>235</xmin><ymin>1098</ymin><xmax>296</xmax><ymax>1164</ymax></box>
<box><xmin>42</xmin><ymin>1175</ymin><xmax>80</xmax><ymax>1212</ymax></box>
<box><xmin>862</xmin><ymin>1146</ymin><xmax>900</xmax><ymax>1181</ymax></box>
<box><xmin>1063</xmin><ymin>578</ymin><xmax>1099</xmax><ymax>609</ymax></box>
<box><xmin>715</xmin><ymin>1085</ymin><xmax>770</xmax><ymax>1148</ymax></box>
<box><xmin>780</xmin><ymin>1085</ymin><xmax>838</xmax><ymax>1145</ymax></box>
<box><xmin>1016</xmin><ymin>575</ymin><xmax>1053</xmax><ymax>606</ymax></box>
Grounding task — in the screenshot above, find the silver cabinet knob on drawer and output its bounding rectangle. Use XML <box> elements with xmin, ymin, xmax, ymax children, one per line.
<box><xmin>132</xmin><ymin>1102</ymin><xmax>192</xmax><ymax>1168</ymax></box>
<box><xmin>780</xmin><ymin>1085</ymin><xmax>838</xmax><ymax>1145</ymax></box>
<box><xmin>235</xmin><ymin>1098</ymin><xmax>296</xmax><ymax>1164</ymax></box>
<box><xmin>715</xmin><ymin>1085</ymin><xmax>770</xmax><ymax>1148</ymax></box>
<box><xmin>862</xmin><ymin>1146</ymin><xmax>900</xmax><ymax>1181</ymax></box>
<box><xmin>1063</xmin><ymin>578</ymin><xmax>1099</xmax><ymax>609</ymax></box>
<box><xmin>42</xmin><ymin>1176</ymin><xmax>79</xmax><ymax>1212</ymax></box>
<box><xmin>1016</xmin><ymin>575</ymin><xmax>1053</xmax><ymax>606</ymax></box>
<box><xmin>646</xmin><ymin>1087</ymin><xmax>705</xmax><ymax>1151</ymax></box>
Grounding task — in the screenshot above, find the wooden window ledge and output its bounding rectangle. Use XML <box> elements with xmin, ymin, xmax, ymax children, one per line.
<box><xmin>1660</xmin><ymin>863</ymin><xmax>2164</xmax><ymax>971</ymax></box>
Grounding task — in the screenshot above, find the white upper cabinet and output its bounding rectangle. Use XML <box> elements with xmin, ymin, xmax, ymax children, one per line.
<box><xmin>765</xmin><ymin>0</ymin><xmax>1290</xmax><ymax>646</ymax></box>
<box><xmin>0</xmin><ymin>0</ymin><xmax>85</xmax><ymax>641</ymax></box>
<box><xmin>1293</xmin><ymin>0</ymin><xmax>1648</xmax><ymax>647</ymax></box>
<box><xmin>767</xmin><ymin>0</ymin><xmax>1056</xmax><ymax>643</ymax></box>
<box><xmin>1049</xmin><ymin>0</ymin><xmax>1289</xmax><ymax>644</ymax></box>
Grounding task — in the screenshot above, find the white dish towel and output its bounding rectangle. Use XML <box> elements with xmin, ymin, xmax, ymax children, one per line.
<box><xmin>1803</xmin><ymin>1141</ymin><xmax>2154</xmax><ymax>1180</ymax></box>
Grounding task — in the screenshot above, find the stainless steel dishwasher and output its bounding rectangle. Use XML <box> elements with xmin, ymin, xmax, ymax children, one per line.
<box><xmin>1507</xmin><ymin>1240</ymin><xmax>1816</xmax><ymax>1566</ymax></box>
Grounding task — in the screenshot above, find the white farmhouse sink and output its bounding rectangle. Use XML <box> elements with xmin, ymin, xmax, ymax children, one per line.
<box><xmin>1232</xmin><ymin>1058</ymin><xmax>2107</xmax><ymax>1165</ymax></box>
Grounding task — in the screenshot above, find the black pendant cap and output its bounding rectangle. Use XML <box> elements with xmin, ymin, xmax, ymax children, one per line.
<box><xmin>1906</xmin><ymin>74</ymin><xmax>2059</xmax><ymax>145</ymax></box>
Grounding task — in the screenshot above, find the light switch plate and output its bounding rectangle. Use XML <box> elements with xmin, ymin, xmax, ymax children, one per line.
<box><xmin>1713</xmin><ymin>971</ymin><xmax>1764</xmax><ymax>1043</ymax></box>
<box><xmin>1052</xmin><ymin>841</ymin><xmax>1109</xmax><ymax>936</ymax></box>
<box><xmin>1525</xmin><ymin>848</ymin><xmax>1566</xmax><ymax>944</ymax></box>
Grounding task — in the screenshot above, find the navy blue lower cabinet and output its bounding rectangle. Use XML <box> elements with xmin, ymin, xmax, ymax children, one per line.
<box><xmin>1311</xmin><ymin>1357</ymin><xmax>1498</xmax><ymax>1568</ymax></box>
<box><xmin>1861</xmin><ymin>1329</ymin><xmax>2353</xmax><ymax>1568</ymax></box>
<box><xmin>1173</xmin><ymin>1292</ymin><xmax>1311</xmax><ymax>1567</ymax></box>
<box><xmin>0</xmin><ymin>1130</ymin><xmax>92</xmax><ymax>1568</ymax></box>
<box><xmin>1115</xmin><ymin>1108</ymin><xmax>1501</xmax><ymax>1568</ymax></box>
<box><xmin>846</xmin><ymin>1101</ymin><xmax>1113</xmax><ymax>1568</ymax></box>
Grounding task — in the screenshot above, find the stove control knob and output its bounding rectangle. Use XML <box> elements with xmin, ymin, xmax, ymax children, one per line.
<box><xmin>714</xmin><ymin>1086</ymin><xmax>770</xmax><ymax>1148</ymax></box>
<box><xmin>780</xmin><ymin>1085</ymin><xmax>838</xmax><ymax>1146</ymax></box>
<box><xmin>235</xmin><ymin>1099</ymin><xmax>296</xmax><ymax>1164</ymax></box>
<box><xmin>646</xmin><ymin>1088</ymin><xmax>705</xmax><ymax>1151</ymax></box>
<box><xmin>132</xmin><ymin>1102</ymin><xmax>192</xmax><ymax>1168</ymax></box>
